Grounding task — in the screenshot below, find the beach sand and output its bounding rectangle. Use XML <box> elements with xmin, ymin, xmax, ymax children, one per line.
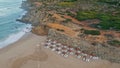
<box><xmin>0</xmin><ymin>32</ymin><xmax>120</xmax><ymax>68</ymax></box>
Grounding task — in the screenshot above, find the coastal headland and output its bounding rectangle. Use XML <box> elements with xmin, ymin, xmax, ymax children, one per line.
<box><xmin>0</xmin><ymin>0</ymin><xmax>120</xmax><ymax>68</ymax></box>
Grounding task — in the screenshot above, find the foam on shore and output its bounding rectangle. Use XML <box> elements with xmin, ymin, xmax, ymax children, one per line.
<box><xmin>0</xmin><ymin>24</ymin><xmax>32</xmax><ymax>48</ymax></box>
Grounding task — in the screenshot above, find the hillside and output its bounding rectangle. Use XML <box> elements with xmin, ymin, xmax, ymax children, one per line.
<box><xmin>20</xmin><ymin>0</ymin><xmax>120</xmax><ymax>63</ymax></box>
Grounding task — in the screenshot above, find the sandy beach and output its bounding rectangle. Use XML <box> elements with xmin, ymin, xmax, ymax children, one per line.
<box><xmin>0</xmin><ymin>32</ymin><xmax>120</xmax><ymax>68</ymax></box>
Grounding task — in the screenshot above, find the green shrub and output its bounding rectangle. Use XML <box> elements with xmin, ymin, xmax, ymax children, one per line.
<box><xmin>76</xmin><ymin>11</ymin><xmax>97</xmax><ymax>20</ymax></box>
<box><xmin>64</xmin><ymin>0</ymin><xmax>77</xmax><ymax>2</ymax></box>
<box><xmin>62</xmin><ymin>19</ymin><xmax>72</xmax><ymax>23</ymax></box>
<box><xmin>67</xmin><ymin>12</ymin><xmax>75</xmax><ymax>17</ymax></box>
<box><xmin>98</xmin><ymin>0</ymin><xmax>120</xmax><ymax>6</ymax></box>
<box><xmin>96</xmin><ymin>13</ymin><xmax>111</xmax><ymax>21</ymax></box>
<box><xmin>108</xmin><ymin>40</ymin><xmax>120</xmax><ymax>47</ymax></box>
<box><xmin>76</xmin><ymin>10</ymin><xmax>120</xmax><ymax>30</ymax></box>
<box><xmin>84</xmin><ymin>30</ymin><xmax>100</xmax><ymax>35</ymax></box>
<box><xmin>66</xmin><ymin>18</ymin><xmax>72</xmax><ymax>22</ymax></box>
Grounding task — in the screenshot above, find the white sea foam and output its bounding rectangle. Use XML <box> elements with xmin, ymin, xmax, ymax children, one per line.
<box><xmin>0</xmin><ymin>0</ymin><xmax>30</xmax><ymax>49</ymax></box>
<box><xmin>0</xmin><ymin>8</ymin><xmax>8</xmax><ymax>16</ymax></box>
<box><xmin>0</xmin><ymin>24</ymin><xmax>32</xmax><ymax>48</ymax></box>
<box><xmin>18</xmin><ymin>11</ymin><xmax>27</xmax><ymax>19</ymax></box>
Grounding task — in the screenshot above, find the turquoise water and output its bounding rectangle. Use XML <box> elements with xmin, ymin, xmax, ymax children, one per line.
<box><xmin>0</xmin><ymin>0</ymin><xmax>31</xmax><ymax>48</ymax></box>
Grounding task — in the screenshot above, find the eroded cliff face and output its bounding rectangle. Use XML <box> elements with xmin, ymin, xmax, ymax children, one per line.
<box><xmin>32</xmin><ymin>26</ymin><xmax>47</xmax><ymax>35</ymax></box>
<box><xmin>21</xmin><ymin>9</ymin><xmax>46</xmax><ymax>26</ymax></box>
<box><xmin>20</xmin><ymin>0</ymin><xmax>62</xmax><ymax>35</ymax></box>
<box><xmin>20</xmin><ymin>1</ymin><xmax>51</xmax><ymax>35</ymax></box>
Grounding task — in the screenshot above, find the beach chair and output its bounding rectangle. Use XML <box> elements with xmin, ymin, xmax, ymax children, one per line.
<box><xmin>51</xmin><ymin>48</ymin><xmax>56</xmax><ymax>51</ymax></box>
<box><xmin>77</xmin><ymin>55</ymin><xmax>81</xmax><ymax>59</ymax></box>
<box><xmin>92</xmin><ymin>56</ymin><xmax>99</xmax><ymax>60</ymax></box>
<box><xmin>75</xmin><ymin>52</ymin><xmax>81</xmax><ymax>59</ymax></box>
<box><xmin>82</xmin><ymin>56</ymin><xmax>87</xmax><ymax>61</ymax></box>
<box><xmin>57</xmin><ymin>47</ymin><xmax>62</xmax><ymax>50</ymax></box>
<box><xmin>61</xmin><ymin>52</ymin><xmax>68</xmax><ymax>58</ymax></box>
<box><xmin>64</xmin><ymin>54</ymin><xmax>68</xmax><ymax>58</ymax></box>
<box><xmin>85</xmin><ymin>58</ymin><xmax>90</xmax><ymax>62</ymax></box>
<box><xmin>67</xmin><ymin>49</ymin><xmax>74</xmax><ymax>55</ymax></box>
<box><xmin>52</xmin><ymin>44</ymin><xmax>56</xmax><ymax>47</ymax></box>
<box><xmin>57</xmin><ymin>51</ymin><xmax>62</xmax><ymax>54</ymax></box>
<box><xmin>53</xmin><ymin>40</ymin><xmax>57</xmax><ymax>44</ymax></box>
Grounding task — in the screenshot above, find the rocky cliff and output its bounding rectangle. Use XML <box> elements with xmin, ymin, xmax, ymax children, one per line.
<box><xmin>20</xmin><ymin>0</ymin><xmax>120</xmax><ymax>63</ymax></box>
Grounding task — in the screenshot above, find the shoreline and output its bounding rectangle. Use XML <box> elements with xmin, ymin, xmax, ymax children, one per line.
<box><xmin>0</xmin><ymin>32</ymin><xmax>47</xmax><ymax>68</ymax></box>
<box><xmin>0</xmin><ymin>0</ymin><xmax>32</xmax><ymax>49</ymax></box>
<box><xmin>0</xmin><ymin>24</ymin><xmax>32</xmax><ymax>49</ymax></box>
<box><xmin>0</xmin><ymin>32</ymin><xmax>32</xmax><ymax>52</ymax></box>
<box><xmin>18</xmin><ymin>0</ymin><xmax>120</xmax><ymax>64</ymax></box>
<box><xmin>0</xmin><ymin>32</ymin><xmax>120</xmax><ymax>68</ymax></box>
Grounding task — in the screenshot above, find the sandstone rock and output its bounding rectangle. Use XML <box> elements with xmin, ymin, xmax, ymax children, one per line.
<box><xmin>32</xmin><ymin>26</ymin><xmax>47</xmax><ymax>36</ymax></box>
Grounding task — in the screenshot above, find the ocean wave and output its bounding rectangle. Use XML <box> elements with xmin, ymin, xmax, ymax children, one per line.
<box><xmin>0</xmin><ymin>24</ymin><xmax>32</xmax><ymax>48</ymax></box>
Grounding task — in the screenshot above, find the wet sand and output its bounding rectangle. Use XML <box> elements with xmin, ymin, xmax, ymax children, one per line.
<box><xmin>0</xmin><ymin>32</ymin><xmax>120</xmax><ymax>68</ymax></box>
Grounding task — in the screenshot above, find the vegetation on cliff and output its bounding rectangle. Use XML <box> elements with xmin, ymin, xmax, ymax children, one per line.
<box><xmin>21</xmin><ymin>0</ymin><xmax>120</xmax><ymax>63</ymax></box>
<box><xmin>108</xmin><ymin>40</ymin><xmax>120</xmax><ymax>47</ymax></box>
<box><xmin>60</xmin><ymin>0</ymin><xmax>120</xmax><ymax>30</ymax></box>
<box><xmin>76</xmin><ymin>11</ymin><xmax>120</xmax><ymax>30</ymax></box>
<box><xmin>84</xmin><ymin>29</ymin><xmax>100</xmax><ymax>35</ymax></box>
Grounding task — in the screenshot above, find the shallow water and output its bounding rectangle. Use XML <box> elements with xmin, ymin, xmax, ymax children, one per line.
<box><xmin>0</xmin><ymin>0</ymin><xmax>31</xmax><ymax>48</ymax></box>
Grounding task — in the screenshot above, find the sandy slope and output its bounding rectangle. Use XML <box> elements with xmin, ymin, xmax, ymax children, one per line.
<box><xmin>0</xmin><ymin>33</ymin><xmax>119</xmax><ymax>68</ymax></box>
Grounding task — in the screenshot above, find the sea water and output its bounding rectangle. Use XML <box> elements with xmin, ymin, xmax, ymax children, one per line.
<box><xmin>0</xmin><ymin>0</ymin><xmax>31</xmax><ymax>48</ymax></box>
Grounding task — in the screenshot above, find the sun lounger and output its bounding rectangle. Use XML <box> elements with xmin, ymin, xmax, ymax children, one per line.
<box><xmin>51</xmin><ymin>48</ymin><xmax>56</xmax><ymax>51</ymax></box>
<box><xmin>85</xmin><ymin>58</ymin><xmax>90</xmax><ymax>62</ymax></box>
<box><xmin>77</xmin><ymin>55</ymin><xmax>81</xmax><ymax>59</ymax></box>
<box><xmin>92</xmin><ymin>56</ymin><xmax>99</xmax><ymax>60</ymax></box>
<box><xmin>52</xmin><ymin>44</ymin><xmax>56</xmax><ymax>47</ymax></box>
<box><xmin>57</xmin><ymin>51</ymin><xmax>62</xmax><ymax>54</ymax></box>
<box><xmin>64</xmin><ymin>54</ymin><xmax>68</xmax><ymax>58</ymax></box>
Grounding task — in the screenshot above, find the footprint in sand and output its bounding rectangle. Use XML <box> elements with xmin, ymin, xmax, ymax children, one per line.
<box><xmin>11</xmin><ymin>45</ymin><xmax>48</xmax><ymax>68</ymax></box>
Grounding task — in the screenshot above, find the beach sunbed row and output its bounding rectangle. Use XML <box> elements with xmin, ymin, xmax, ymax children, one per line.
<box><xmin>43</xmin><ymin>39</ymin><xmax>99</xmax><ymax>62</ymax></box>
